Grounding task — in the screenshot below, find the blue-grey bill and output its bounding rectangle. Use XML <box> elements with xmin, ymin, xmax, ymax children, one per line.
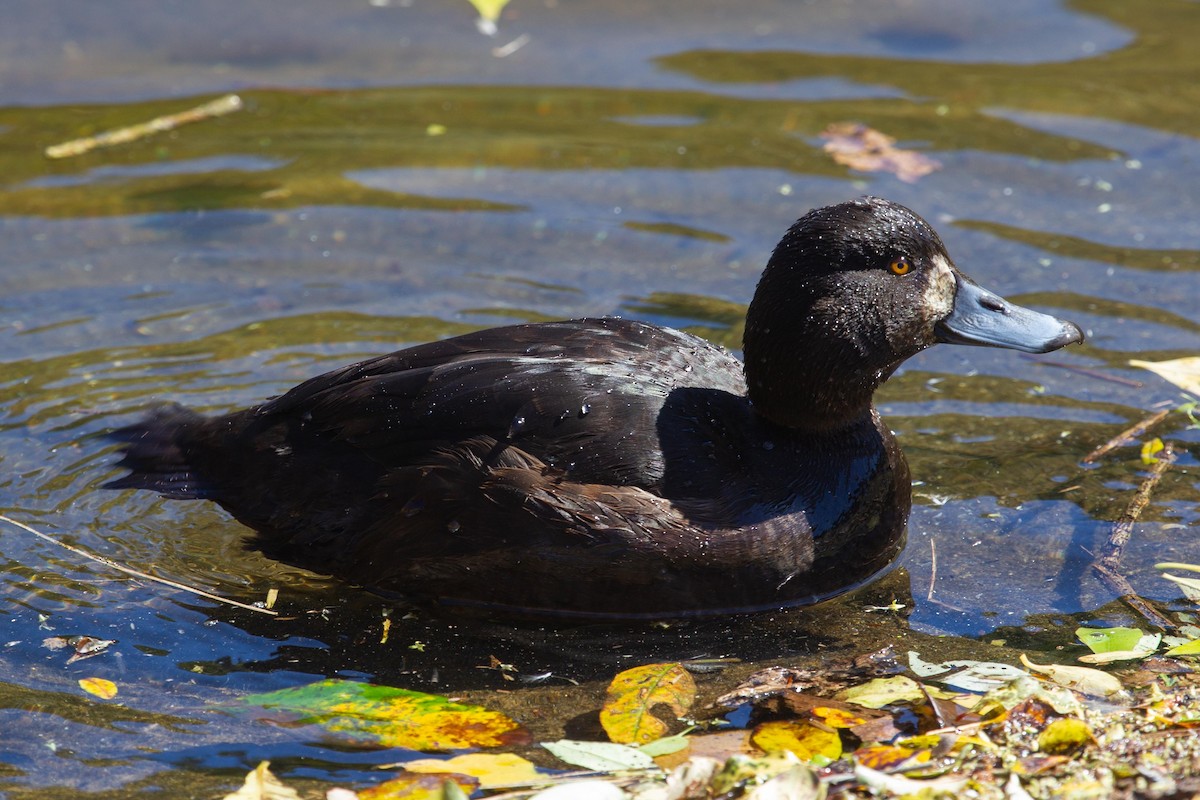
<box><xmin>935</xmin><ymin>275</ymin><xmax>1084</xmax><ymax>354</ymax></box>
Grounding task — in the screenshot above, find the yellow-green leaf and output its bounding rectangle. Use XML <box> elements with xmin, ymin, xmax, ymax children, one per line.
<box><xmin>599</xmin><ymin>662</ymin><xmax>696</xmax><ymax>745</ymax></box>
<box><xmin>837</xmin><ymin>675</ymin><xmax>924</xmax><ymax>709</ymax></box>
<box><xmin>1164</xmin><ymin>638</ymin><xmax>1200</xmax><ymax>657</ymax></box>
<box><xmin>79</xmin><ymin>677</ymin><xmax>118</xmax><ymax>700</ymax></box>
<box><xmin>1037</xmin><ymin>718</ymin><xmax>1093</xmax><ymax>753</ymax></box>
<box><xmin>358</xmin><ymin>772</ymin><xmax>478</xmax><ymax>800</ymax></box>
<box><xmin>1076</xmin><ymin>626</ymin><xmax>1144</xmax><ymax>654</ymax></box>
<box><xmin>1130</xmin><ymin>357</ymin><xmax>1200</xmax><ymax>395</ymax></box>
<box><xmin>241</xmin><ymin>679</ymin><xmax>529</xmax><ymax>751</ymax></box>
<box><xmin>1141</xmin><ymin>437</ymin><xmax>1165</xmax><ymax>464</ymax></box>
<box><xmin>467</xmin><ymin>0</ymin><xmax>511</xmax><ymax>34</ymax></box>
<box><xmin>751</xmin><ymin>719</ymin><xmax>842</xmax><ymax>762</ymax></box>
<box><xmin>402</xmin><ymin>753</ymin><xmax>541</xmax><ymax>788</ymax></box>
<box><xmin>638</xmin><ymin>733</ymin><xmax>690</xmax><ymax>757</ymax></box>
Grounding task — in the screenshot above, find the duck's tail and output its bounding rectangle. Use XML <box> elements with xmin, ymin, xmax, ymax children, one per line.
<box><xmin>104</xmin><ymin>404</ymin><xmax>215</xmax><ymax>500</ymax></box>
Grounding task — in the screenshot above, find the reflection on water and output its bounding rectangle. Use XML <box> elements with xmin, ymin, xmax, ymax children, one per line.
<box><xmin>1</xmin><ymin>0</ymin><xmax>1199</xmax><ymax>794</ymax></box>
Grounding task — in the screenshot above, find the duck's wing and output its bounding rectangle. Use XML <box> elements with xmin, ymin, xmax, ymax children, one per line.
<box><xmin>252</xmin><ymin>316</ymin><xmax>745</xmax><ymax>489</ymax></box>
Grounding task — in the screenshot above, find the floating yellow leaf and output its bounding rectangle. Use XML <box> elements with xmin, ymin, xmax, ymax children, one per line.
<box><xmin>1141</xmin><ymin>437</ymin><xmax>1165</xmax><ymax>464</ymax></box>
<box><xmin>811</xmin><ymin>706</ymin><xmax>868</xmax><ymax>728</ymax></box>
<box><xmin>600</xmin><ymin>662</ymin><xmax>696</xmax><ymax>745</ymax></box>
<box><xmin>1129</xmin><ymin>356</ymin><xmax>1200</xmax><ymax>395</ymax></box>
<box><xmin>79</xmin><ymin>677</ymin><xmax>118</xmax><ymax>700</ymax></box>
<box><xmin>467</xmin><ymin>0</ymin><xmax>511</xmax><ymax>35</ymax></box>
<box><xmin>403</xmin><ymin>753</ymin><xmax>541</xmax><ymax>788</ymax></box>
<box><xmin>241</xmin><ymin>679</ymin><xmax>529</xmax><ymax>751</ymax></box>
<box><xmin>222</xmin><ymin>761</ymin><xmax>301</xmax><ymax>800</ymax></box>
<box><xmin>751</xmin><ymin>720</ymin><xmax>842</xmax><ymax>762</ymax></box>
<box><xmin>358</xmin><ymin>772</ymin><xmax>477</xmax><ymax>800</ymax></box>
<box><xmin>1037</xmin><ymin>718</ymin><xmax>1093</xmax><ymax>753</ymax></box>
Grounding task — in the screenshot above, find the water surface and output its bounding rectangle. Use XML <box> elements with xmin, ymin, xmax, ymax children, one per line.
<box><xmin>1</xmin><ymin>0</ymin><xmax>1198</xmax><ymax>795</ymax></box>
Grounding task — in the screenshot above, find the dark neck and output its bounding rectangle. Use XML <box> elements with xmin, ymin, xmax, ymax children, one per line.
<box><xmin>742</xmin><ymin>290</ymin><xmax>899</xmax><ymax>433</ymax></box>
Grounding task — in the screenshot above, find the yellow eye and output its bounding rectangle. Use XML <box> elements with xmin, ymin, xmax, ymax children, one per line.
<box><xmin>889</xmin><ymin>257</ymin><xmax>912</xmax><ymax>275</ymax></box>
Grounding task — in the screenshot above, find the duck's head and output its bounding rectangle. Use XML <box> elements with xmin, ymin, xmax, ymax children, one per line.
<box><xmin>743</xmin><ymin>197</ymin><xmax>1083</xmax><ymax>431</ymax></box>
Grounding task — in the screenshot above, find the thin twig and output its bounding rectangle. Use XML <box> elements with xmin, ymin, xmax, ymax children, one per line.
<box><xmin>45</xmin><ymin>94</ymin><xmax>243</xmax><ymax>159</ymax></box>
<box><xmin>923</xmin><ymin>537</ymin><xmax>967</xmax><ymax>613</ymax></box>
<box><xmin>1022</xmin><ymin>355</ymin><xmax>1144</xmax><ymax>388</ymax></box>
<box><xmin>1081</xmin><ymin>408</ymin><xmax>1171</xmax><ymax>464</ymax></box>
<box><xmin>0</xmin><ymin>514</ymin><xmax>277</xmax><ymax>616</ymax></box>
<box><xmin>1090</xmin><ymin>444</ymin><xmax>1177</xmax><ymax>630</ymax></box>
<box><xmin>927</xmin><ymin>538</ymin><xmax>938</xmax><ymax>603</ymax></box>
<box><xmin>1098</xmin><ymin>444</ymin><xmax>1175</xmax><ymax>567</ymax></box>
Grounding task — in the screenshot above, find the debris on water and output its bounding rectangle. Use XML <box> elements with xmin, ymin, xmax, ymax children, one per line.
<box><xmin>42</xmin><ymin>634</ymin><xmax>117</xmax><ymax>663</ymax></box>
<box><xmin>44</xmin><ymin>94</ymin><xmax>243</xmax><ymax>159</ymax></box>
<box><xmin>1080</xmin><ymin>407</ymin><xmax>1170</xmax><ymax>464</ymax></box>
<box><xmin>820</xmin><ymin>122</ymin><xmax>941</xmax><ymax>183</ymax></box>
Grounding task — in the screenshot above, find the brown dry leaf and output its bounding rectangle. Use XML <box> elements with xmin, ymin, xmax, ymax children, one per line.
<box><xmin>43</xmin><ymin>635</ymin><xmax>116</xmax><ymax>663</ymax></box>
<box><xmin>681</xmin><ymin>729</ymin><xmax>754</xmax><ymax>763</ymax></box>
<box><xmin>821</xmin><ymin>122</ymin><xmax>941</xmax><ymax>183</ymax></box>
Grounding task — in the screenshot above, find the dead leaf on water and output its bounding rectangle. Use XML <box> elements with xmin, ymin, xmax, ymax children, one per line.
<box><xmin>358</xmin><ymin>771</ymin><xmax>479</xmax><ymax>799</ymax></box>
<box><xmin>540</xmin><ymin>738</ymin><xmax>655</xmax><ymax>771</ymax></box>
<box><xmin>78</xmin><ymin>677</ymin><xmax>118</xmax><ymax>700</ymax></box>
<box><xmin>600</xmin><ymin>662</ymin><xmax>696</xmax><ymax>745</ymax></box>
<box><xmin>1129</xmin><ymin>356</ymin><xmax>1200</xmax><ymax>395</ymax></box>
<box><xmin>400</xmin><ymin>753</ymin><xmax>541</xmax><ymax>788</ymax></box>
<box><xmin>750</xmin><ymin>719</ymin><xmax>842</xmax><ymax>762</ymax></box>
<box><xmin>821</xmin><ymin>122</ymin><xmax>941</xmax><ymax>183</ymax></box>
<box><xmin>837</xmin><ymin>675</ymin><xmax>925</xmax><ymax>709</ymax></box>
<box><xmin>43</xmin><ymin>635</ymin><xmax>116</xmax><ymax>663</ymax></box>
<box><xmin>222</xmin><ymin>761</ymin><xmax>301</xmax><ymax>800</ymax></box>
<box><xmin>1037</xmin><ymin>717</ymin><xmax>1094</xmax><ymax>754</ymax></box>
<box><xmin>1019</xmin><ymin>654</ymin><xmax>1124</xmax><ymax>698</ymax></box>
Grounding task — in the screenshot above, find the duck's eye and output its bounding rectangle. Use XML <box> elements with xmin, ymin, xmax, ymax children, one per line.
<box><xmin>888</xmin><ymin>257</ymin><xmax>913</xmax><ymax>276</ymax></box>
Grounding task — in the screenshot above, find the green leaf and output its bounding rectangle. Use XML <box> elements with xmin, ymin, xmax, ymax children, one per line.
<box><xmin>636</xmin><ymin>733</ymin><xmax>690</xmax><ymax>757</ymax></box>
<box><xmin>241</xmin><ymin>679</ymin><xmax>529</xmax><ymax>751</ymax></box>
<box><xmin>1076</xmin><ymin>626</ymin><xmax>1144</xmax><ymax>654</ymax></box>
<box><xmin>540</xmin><ymin>739</ymin><xmax>655</xmax><ymax>771</ymax></box>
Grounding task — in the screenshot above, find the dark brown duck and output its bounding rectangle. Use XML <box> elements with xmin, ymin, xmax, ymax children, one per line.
<box><xmin>106</xmin><ymin>198</ymin><xmax>1083</xmax><ymax>618</ymax></box>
